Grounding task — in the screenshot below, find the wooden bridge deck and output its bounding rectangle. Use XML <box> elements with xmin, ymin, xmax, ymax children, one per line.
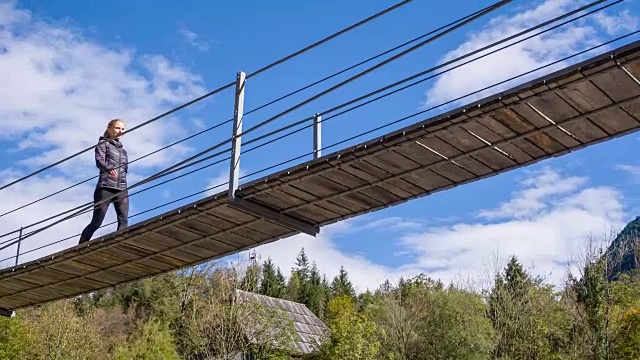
<box><xmin>1</xmin><ymin>40</ymin><xmax>640</xmax><ymax>311</ymax></box>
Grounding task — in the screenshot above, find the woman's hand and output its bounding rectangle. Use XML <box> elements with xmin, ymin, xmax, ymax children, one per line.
<box><xmin>108</xmin><ymin>169</ymin><xmax>118</xmax><ymax>178</ymax></box>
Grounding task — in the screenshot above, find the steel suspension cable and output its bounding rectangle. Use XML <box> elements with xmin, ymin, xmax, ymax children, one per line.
<box><xmin>234</xmin><ymin>0</ymin><xmax>513</xmax><ymax>141</ymax></box>
<box><xmin>0</xmin><ymin>0</ymin><xmax>509</xmax><ymax>242</ymax></box>
<box><xmin>8</xmin><ymin>25</ymin><xmax>636</xmax><ymax>264</ymax></box>
<box><xmin>0</xmin><ymin>0</ymin><xmax>614</xmax><ymax>244</ymax></box>
<box><xmin>0</xmin><ymin>0</ymin><xmax>413</xmax><ymax>192</ymax></box>
<box><xmin>0</xmin><ymin>0</ymin><xmax>493</xmax><ymax>219</ymax></box>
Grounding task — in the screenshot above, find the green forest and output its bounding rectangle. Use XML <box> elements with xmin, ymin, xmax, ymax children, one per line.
<box><xmin>2</xmin><ymin>218</ymin><xmax>640</xmax><ymax>359</ymax></box>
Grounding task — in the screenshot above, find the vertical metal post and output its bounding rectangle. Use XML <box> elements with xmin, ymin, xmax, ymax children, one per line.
<box><xmin>228</xmin><ymin>71</ymin><xmax>246</xmax><ymax>199</ymax></box>
<box><xmin>313</xmin><ymin>113</ymin><xmax>322</xmax><ymax>159</ymax></box>
<box><xmin>15</xmin><ymin>227</ymin><xmax>22</xmax><ymax>267</ymax></box>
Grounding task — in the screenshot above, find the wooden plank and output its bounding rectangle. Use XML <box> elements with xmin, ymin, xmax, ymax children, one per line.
<box><xmin>339</xmin><ymin>190</ymin><xmax>386</xmax><ymax>209</ymax></box>
<box><xmin>416</xmin><ymin>135</ymin><xmax>493</xmax><ymax>176</ymax></box>
<box><xmin>245</xmin><ymin>219</ymin><xmax>292</xmax><ymax>238</ymax></box>
<box><xmin>434</xmin><ymin>126</ymin><xmax>486</xmax><ymax>152</ymax></box>
<box><xmin>621</xmin><ymin>100</ymin><xmax>640</xmax><ymax>123</ymax></box>
<box><xmin>0</xmin><ymin>278</ymin><xmax>39</xmax><ymax>292</ymax></box>
<box><xmin>49</xmin><ymin>259</ymin><xmax>102</xmax><ymax>277</ymax></box>
<box><xmin>556</xmin><ymin>79</ymin><xmax>613</xmax><ymax>113</ymax></box>
<box><xmin>191</xmin><ymin>238</ymin><xmax>236</xmax><ymax>253</ymax></box>
<box><xmin>478</xmin><ymin>116</ymin><xmax>543</xmax><ymax>158</ymax></box>
<box><xmin>348</xmin><ymin>158</ymin><xmax>393</xmax><ymax>180</ymax></box>
<box><xmin>453</xmin><ymin>152</ymin><xmax>496</xmax><ymax>174</ymax></box>
<box><xmin>560</xmin><ymin>117</ymin><xmax>609</xmax><ymax>143</ymax></box>
<box><xmin>227</xmin><ymin>225</ymin><xmax>271</xmax><ymax>243</ymax></box>
<box><xmin>463</xmin><ymin>120</ymin><xmax>535</xmax><ymax>163</ymax></box>
<box><xmin>287</xmin><ymin>205</ymin><xmax>338</xmax><ymax>224</ymax></box>
<box><xmin>368</xmin><ymin>150</ymin><xmax>422</xmax><ymax>174</ymax></box>
<box><xmin>321</xmin><ymin>168</ymin><xmax>369</xmax><ymax>188</ymax></box>
<box><xmin>211</xmin><ymin>205</ymin><xmax>262</xmax><ymax>225</ymax></box>
<box><xmin>75</xmin><ymin>250</ymin><xmax>126</xmax><ymax>269</ymax></box>
<box><xmin>493</xmin><ymin>104</ymin><xmax>566</xmax><ymax>154</ymax></box>
<box><xmin>250</xmin><ymin>192</ymin><xmax>297</xmax><ymax>211</ymax></box>
<box><xmin>257</xmin><ymin>187</ymin><xmax>308</xmax><ymax>207</ymax></box>
<box><xmin>527</xmin><ymin>92</ymin><xmax>581</xmax><ymax>121</ymax></box>
<box><xmin>623</xmin><ymin>59</ymin><xmax>640</xmax><ymax>82</ymax></box>
<box><xmin>177</xmin><ymin>218</ymin><xmax>223</xmax><ymax>236</ymax></box>
<box><xmin>449</xmin><ymin>123</ymin><xmax>516</xmax><ymax>169</ymax></box>
<box><xmin>299</xmin><ymin>174</ymin><xmax>350</xmax><ymax>197</ymax></box>
<box><xmin>110</xmin><ymin>242</ymin><xmax>155</xmax><ymax>259</ymax></box>
<box><xmin>429</xmin><ymin>162</ymin><xmax>475</xmax><ymax>183</ymax></box>
<box><xmin>212</xmin><ymin>232</ymin><xmax>255</xmax><ymax>248</ymax></box>
<box><xmin>589</xmin><ymin>66</ymin><xmax>640</xmax><ymax>102</ymax></box>
<box><xmin>150</xmin><ymin>254</ymin><xmax>190</xmax><ymax>268</ymax></box>
<box><xmin>339</xmin><ymin>163</ymin><xmax>382</xmax><ymax>183</ymax></box>
<box><xmin>177</xmin><ymin>244</ymin><xmax>219</xmax><ymax>259</ymax></box>
<box><xmin>400</xmin><ymin>169</ymin><xmax>453</xmax><ymax>191</ymax></box>
<box><xmin>277</xmin><ymin>184</ymin><xmax>319</xmax><ymax>202</ymax></box>
<box><xmin>393</xmin><ymin>142</ymin><xmax>442</xmax><ymax>169</ymax></box>
<box><xmin>316</xmin><ymin>199</ymin><xmax>356</xmax><ymax>216</ymax></box>
<box><xmin>14</xmin><ymin>268</ymin><xmax>75</xmax><ymax>286</ymax></box>
<box><xmin>362</xmin><ymin>182</ymin><xmax>414</xmax><ymax>200</ymax></box>
<box><xmin>116</xmin><ymin>262</ymin><xmax>161</xmax><ymax>278</ymax></box>
<box><xmin>56</xmin><ymin>277</ymin><xmax>113</xmax><ymax>293</ymax></box>
<box><xmin>161</xmin><ymin>248</ymin><xmax>204</xmax><ymax>263</ymax></box>
<box><xmin>135</xmin><ymin>257</ymin><xmax>176</xmax><ymax>272</ymax></box>
<box><xmin>156</xmin><ymin>224</ymin><xmax>202</xmax><ymax>242</ymax></box>
<box><xmin>145</xmin><ymin>231</ymin><xmax>185</xmax><ymax>247</ymax></box>
<box><xmin>356</xmin><ymin>186</ymin><xmax>402</xmax><ymax>205</ymax></box>
<box><xmin>510</xmin><ymin>102</ymin><xmax>580</xmax><ymax>149</ymax></box>
<box><xmin>193</xmin><ymin>212</ymin><xmax>237</xmax><ymax>230</ymax></box>
<box><xmin>379</xmin><ymin>179</ymin><xmax>422</xmax><ymax>197</ymax></box>
<box><xmin>86</xmin><ymin>270</ymin><xmax>136</xmax><ymax>285</ymax></box>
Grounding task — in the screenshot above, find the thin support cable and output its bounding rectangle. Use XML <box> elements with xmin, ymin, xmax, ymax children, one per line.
<box><xmin>7</xmin><ymin>27</ymin><xmax>638</xmax><ymax>264</ymax></box>
<box><xmin>0</xmin><ymin>0</ymin><xmax>412</xmax><ymax>192</ymax></box>
<box><xmin>240</xmin><ymin>0</ymin><xmax>620</xmax><ymax>148</ymax></box>
<box><xmin>0</xmin><ymin>0</ymin><xmax>615</xmax><ymax>242</ymax></box>
<box><xmin>236</xmin><ymin>0</ymin><xmax>513</xmax><ymax>141</ymax></box>
<box><xmin>0</xmin><ymin>4</ymin><xmax>477</xmax><ymax>220</ymax></box>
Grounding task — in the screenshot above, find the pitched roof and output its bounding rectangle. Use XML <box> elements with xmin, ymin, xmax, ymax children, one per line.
<box><xmin>234</xmin><ymin>289</ymin><xmax>329</xmax><ymax>355</ymax></box>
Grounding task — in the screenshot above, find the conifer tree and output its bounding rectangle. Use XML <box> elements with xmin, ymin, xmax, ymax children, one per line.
<box><xmin>260</xmin><ymin>258</ymin><xmax>284</xmax><ymax>298</ymax></box>
<box><xmin>331</xmin><ymin>266</ymin><xmax>356</xmax><ymax>299</ymax></box>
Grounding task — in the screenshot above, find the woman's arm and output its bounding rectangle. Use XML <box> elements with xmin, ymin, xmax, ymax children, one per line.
<box><xmin>95</xmin><ymin>141</ymin><xmax>109</xmax><ymax>172</ymax></box>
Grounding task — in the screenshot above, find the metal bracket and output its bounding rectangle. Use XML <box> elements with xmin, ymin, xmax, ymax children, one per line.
<box><xmin>0</xmin><ymin>307</ymin><xmax>15</xmax><ymax>318</ymax></box>
<box><xmin>227</xmin><ymin>197</ymin><xmax>319</xmax><ymax>236</ymax></box>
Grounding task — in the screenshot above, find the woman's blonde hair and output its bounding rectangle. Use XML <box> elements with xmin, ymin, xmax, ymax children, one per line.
<box><xmin>103</xmin><ymin>119</ymin><xmax>124</xmax><ymax>138</ymax></box>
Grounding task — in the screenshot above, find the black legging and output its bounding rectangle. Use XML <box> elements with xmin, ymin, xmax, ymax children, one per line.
<box><xmin>79</xmin><ymin>187</ymin><xmax>129</xmax><ymax>244</ymax></box>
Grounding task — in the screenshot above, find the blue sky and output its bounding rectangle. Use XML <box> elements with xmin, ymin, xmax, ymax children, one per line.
<box><xmin>1</xmin><ymin>0</ymin><xmax>640</xmax><ymax>291</ymax></box>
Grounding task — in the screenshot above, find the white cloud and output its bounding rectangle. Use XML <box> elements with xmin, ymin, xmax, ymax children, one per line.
<box><xmin>399</xmin><ymin>166</ymin><xmax>626</xmax><ymax>289</ymax></box>
<box><xmin>0</xmin><ymin>0</ymin><xmax>206</xmax><ymax>174</ymax></box>
<box><xmin>615</xmin><ymin>164</ymin><xmax>640</xmax><ymax>183</ymax></box>
<box><xmin>422</xmin><ymin>0</ymin><xmax>639</xmax><ymax>109</ymax></box>
<box><xmin>477</xmin><ymin>167</ymin><xmax>587</xmax><ymax>220</ymax></box>
<box><xmin>0</xmin><ymin>0</ymin><xmax>210</xmax><ymax>265</ymax></box>
<box><xmin>179</xmin><ymin>26</ymin><xmax>210</xmax><ymax>52</ymax></box>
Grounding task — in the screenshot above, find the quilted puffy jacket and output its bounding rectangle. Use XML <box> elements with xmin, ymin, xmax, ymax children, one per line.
<box><xmin>95</xmin><ymin>136</ymin><xmax>128</xmax><ymax>191</ymax></box>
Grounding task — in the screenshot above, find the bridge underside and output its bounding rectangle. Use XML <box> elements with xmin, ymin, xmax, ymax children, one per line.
<box><xmin>2</xmin><ymin>41</ymin><xmax>640</xmax><ymax>311</ymax></box>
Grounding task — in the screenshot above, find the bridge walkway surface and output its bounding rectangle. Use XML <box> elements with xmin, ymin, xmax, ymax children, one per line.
<box><xmin>1</xmin><ymin>40</ymin><xmax>640</xmax><ymax>313</ymax></box>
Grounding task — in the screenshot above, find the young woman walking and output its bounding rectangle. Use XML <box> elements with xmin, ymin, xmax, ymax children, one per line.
<box><xmin>79</xmin><ymin>119</ymin><xmax>129</xmax><ymax>244</ymax></box>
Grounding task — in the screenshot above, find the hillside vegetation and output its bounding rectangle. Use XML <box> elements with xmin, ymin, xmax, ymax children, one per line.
<box><xmin>1</xmin><ymin>226</ymin><xmax>640</xmax><ymax>359</ymax></box>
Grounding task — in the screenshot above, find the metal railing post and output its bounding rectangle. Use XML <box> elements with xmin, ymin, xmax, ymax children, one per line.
<box><xmin>228</xmin><ymin>71</ymin><xmax>246</xmax><ymax>200</ymax></box>
<box><xmin>15</xmin><ymin>227</ymin><xmax>22</xmax><ymax>267</ymax></box>
<box><xmin>313</xmin><ymin>113</ymin><xmax>322</xmax><ymax>159</ymax></box>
